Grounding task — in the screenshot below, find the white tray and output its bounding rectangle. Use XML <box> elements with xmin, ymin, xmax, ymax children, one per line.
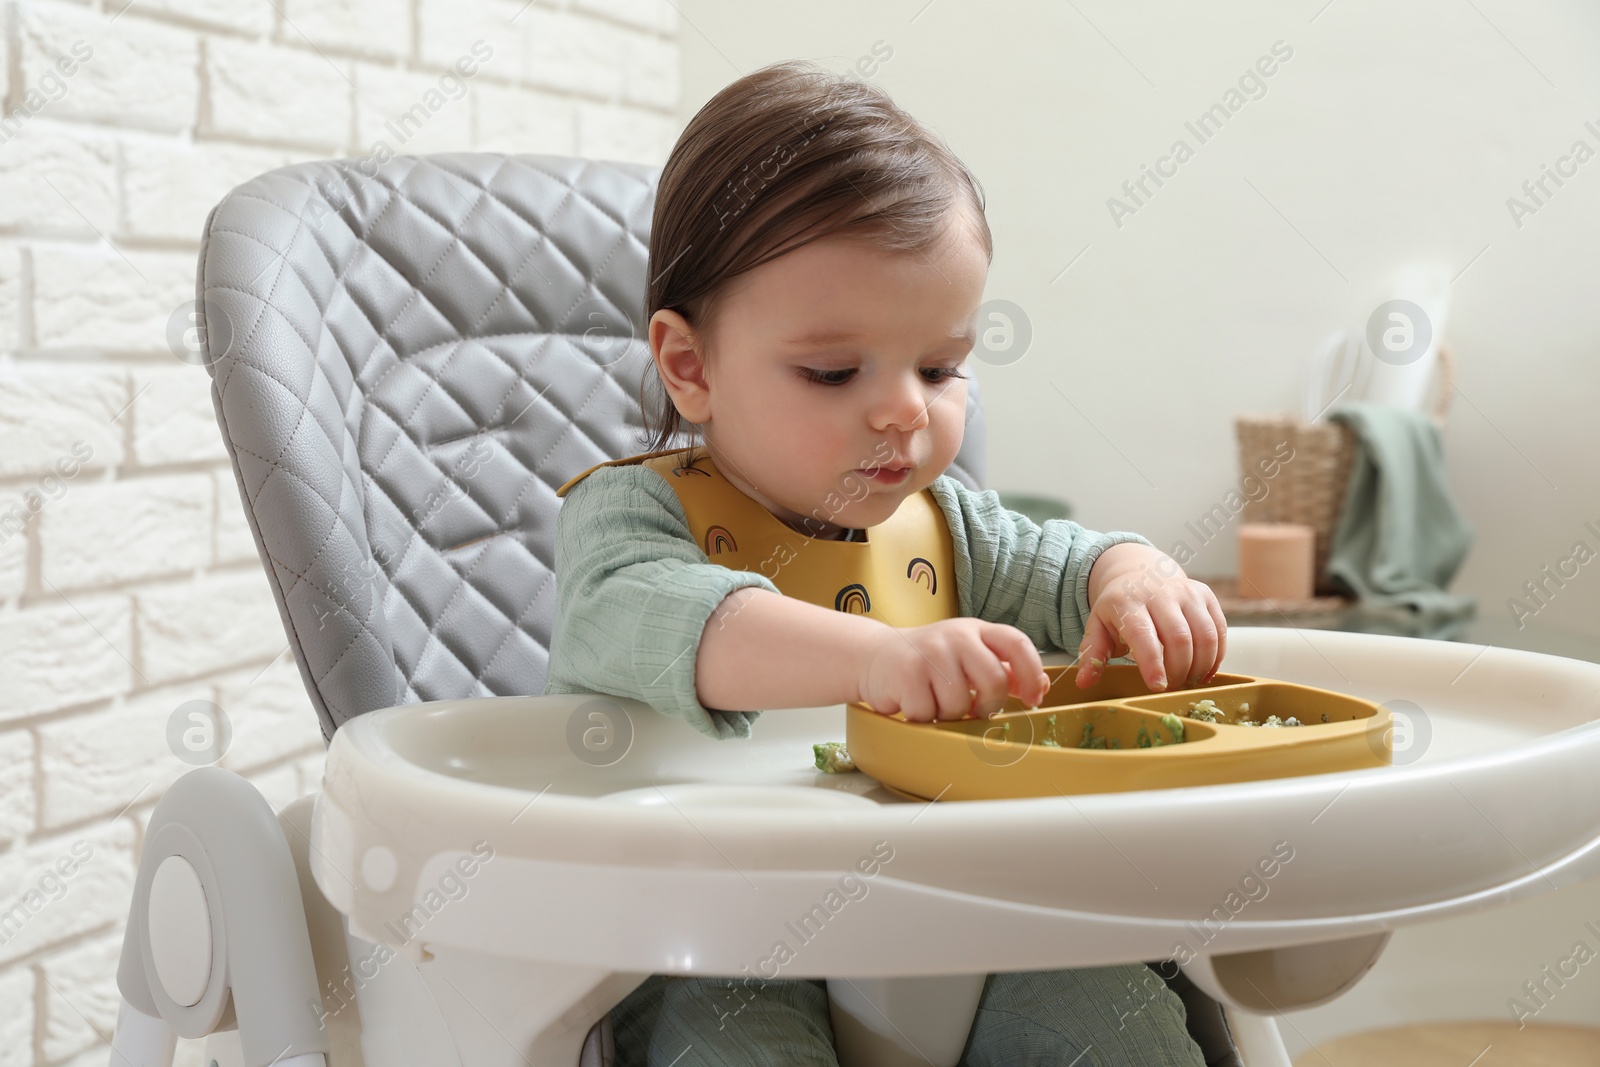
<box><xmin>310</xmin><ymin>627</ymin><xmax>1600</xmax><ymax>980</ymax></box>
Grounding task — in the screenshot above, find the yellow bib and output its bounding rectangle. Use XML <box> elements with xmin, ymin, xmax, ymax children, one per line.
<box><xmin>556</xmin><ymin>446</ymin><xmax>960</xmax><ymax>627</ymax></box>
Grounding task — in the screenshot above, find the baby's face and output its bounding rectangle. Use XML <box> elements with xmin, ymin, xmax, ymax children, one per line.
<box><xmin>689</xmin><ymin>215</ymin><xmax>988</xmax><ymax>538</ymax></box>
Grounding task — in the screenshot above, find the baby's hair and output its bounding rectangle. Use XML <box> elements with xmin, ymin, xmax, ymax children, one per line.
<box><xmin>639</xmin><ymin>58</ymin><xmax>993</xmax><ymax>453</ymax></box>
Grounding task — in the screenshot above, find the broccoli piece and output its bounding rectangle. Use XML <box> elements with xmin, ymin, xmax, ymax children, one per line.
<box><xmin>1078</xmin><ymin>722</ymin><xmax>1109</xmax><ymax>749</ymax></box>
<box><xmin>1236</xmin><ymin>714</ymin><xmax>1303</xmax><ymax>729</ymax></box>
<box><xmin>1159</xmin><ymin>713</ymin><xmax>1186</xmax><ymax>744</ymax></box>
<box><xmin>1182</xmin><ymin>698</ymin><xmax>1310</xmax><ymax>727</ymax></box>
<box><xmin>813</xmin><ymin>741</ymin><xmax>856</xmax><ymax>773</ymax></box>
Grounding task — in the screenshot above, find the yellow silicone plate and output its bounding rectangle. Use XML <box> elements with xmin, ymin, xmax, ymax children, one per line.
<box><xmin>845</xmin><ymin>664</ymin><xmax>1393</xmax><ymax>800</ymax></box>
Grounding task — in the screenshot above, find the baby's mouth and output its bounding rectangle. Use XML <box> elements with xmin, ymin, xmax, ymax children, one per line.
<box><xmin>858</xmin><ymin>465</ymin><xmax>911</xmax><ymax>484</ymax></box>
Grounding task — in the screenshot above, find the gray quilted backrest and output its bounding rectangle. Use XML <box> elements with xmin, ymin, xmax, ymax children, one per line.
<box><xmin>197</xmin><ymin>153</ymin><xmax>989</xmax><ymax>744</ymax></box>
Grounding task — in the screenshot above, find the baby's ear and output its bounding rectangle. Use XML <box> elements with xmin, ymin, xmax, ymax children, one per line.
<box><xmin>650</xmin><ymin>310</ymin><xmax>712</xmax><ymax>422</ymax></box>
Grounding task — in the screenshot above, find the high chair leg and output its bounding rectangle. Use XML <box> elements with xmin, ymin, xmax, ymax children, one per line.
<box><xmin>113</xmin><ymin>767</ymin><xmax>330</xmax><ymax>1067</ymax></box>
<box><xmin>408</xmin><ymin>943</ymin><xmax>645</xmax><ymax>1067</ymax></box>
<box><xmin>1223</xmin><ymin>1007</ymin><xmax>1291</xmax><ymax>1067</ymax></box>
<box><xmin>110</xmin><ymin>998</ymin><xmax>178</xmax><ymax>1067</ymax></box>
<box><xmin>825</xmin><ymin>974</ymin><xmax>987</xmax><ymax>1067</ymax></box>
<box><xmin>578</xmin><ymin>1014</ymin><xmax>614</xmax><ymax>1067</ymax></box>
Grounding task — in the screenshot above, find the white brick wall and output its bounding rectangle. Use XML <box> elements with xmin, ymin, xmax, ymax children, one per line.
<box><xmin>0</xmin><ymin>1</ymin><xmax>678</xmax><ymax>1062</ymax></box>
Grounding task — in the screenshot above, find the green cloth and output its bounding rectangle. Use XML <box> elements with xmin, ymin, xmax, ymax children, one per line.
<box><xmin>544</xmin><ymin>463</ymin><xmax>1154</xmax><ymax>739</ymax></box>
<box><xmin>610</xmin><ymin>965</ymin><xmax>1206</xmax><ymax>1067</ymax></box>
<box><xmin>1324</xmin><ymin>402</ymin><xmax>1477</xmax><ymax>630</ymax></box>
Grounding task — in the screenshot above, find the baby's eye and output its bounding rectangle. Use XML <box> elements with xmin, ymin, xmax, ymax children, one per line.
<box><xmin>798</xmin><ymin>365</ymin><xmax>970</xmax><ymax>387</ymax></box>
<box><xmin>799</xmin><ymin>367</ymin><xmax>855</xmax><ymax>386</ymax></box>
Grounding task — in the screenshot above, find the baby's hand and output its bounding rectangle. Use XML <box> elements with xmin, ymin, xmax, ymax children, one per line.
<box><xmin>857</xmin><ymin>619</ymin><xmax>1050</xmax><ymax>723</ymax></box>
<box><xmin>1075</xmin><ymin>545</ymin><xmax>1227</xmax><ymax>692</ymax></box>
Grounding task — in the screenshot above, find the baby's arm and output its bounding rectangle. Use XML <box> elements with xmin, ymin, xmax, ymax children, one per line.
<box><xmin>926</xmin><ymin>476</ymin><xmax>1225</xmax><ymax>690</ymax></box>
<box><xmin>545</xmin><ymin>465</ymin><xmax>786</xmax><ymax>739</ymax></box>
<box><xmin>699</xmin><ymin>587</ymin><xmax>1049</xmax><ymax>721</ymax></box>
<box><xmin>925</xmin><ymin>475</ymin><xmax>1155</xmax><ymax>654</ymax></box>
<box><xmin>694</xmin><ymin>587</ymin><xmax>887</xmax><ymax>709</ymax></box>
<box><xmin>547</xmin><ymin>465</ymin><xmax>980</xmax><ymax>733</ymax></box>
<box><xmin>547</xmin><ymin>465</ymin><xmax>1046</xmax><ymax>729</ymax></box>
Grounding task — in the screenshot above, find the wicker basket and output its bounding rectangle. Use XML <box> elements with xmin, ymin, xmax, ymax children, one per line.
<box><xmin>1234</xmin><ymin>344</ymin><xmax>1456</xmax><ymax>596</ymax></box>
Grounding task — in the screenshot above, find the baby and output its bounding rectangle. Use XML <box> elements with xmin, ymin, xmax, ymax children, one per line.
<box><xmin>546</xmin><ymin>58</ymin><xmax>1227</xmax><ymax>1067</ymax></box>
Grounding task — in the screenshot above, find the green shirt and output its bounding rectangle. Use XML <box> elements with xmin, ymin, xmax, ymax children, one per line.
<box><xmin>543</xmin><ymin>464</ymin><xmax>1154</xmax><ymax>739</ymax></box>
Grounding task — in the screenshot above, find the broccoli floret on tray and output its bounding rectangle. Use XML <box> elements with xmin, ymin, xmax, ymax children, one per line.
<box><xmin>1236</xmin><ymin>714</ymin><xmax>1303</xmax><ymax>728</ymax></box>
<box><xmin>813</xmin><ymin>741</ymin><xmax>856</xmax><ymax>773</ymax></box>
<box><xmin>1180</xmin><ymin>698</ymin><xmax>1303</xmax><ymax>727</ymax></box>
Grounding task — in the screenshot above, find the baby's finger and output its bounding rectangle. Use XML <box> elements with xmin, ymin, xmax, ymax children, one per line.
<box><xmin>1075</xmin><ymin>612</ymin><xmax>1116</xmax><ymax>688</ymax></box>
<box><xmin>893</xmin><ymin>674</ymin><xmax>940</xmax><ymax>724</ymax></box>
<box><xmin>1200</xmin><ymin>587</ymin><xmax>1228</xmax><ymax>683</ymax></box>
<box><xmin>930</xmin><ymin>656</ymin><xmax>980</xmax><ymax>722</ymax></box>
<box><xmin>979</xmin><ymin>623</ymin><xmax>1047</xmax><ymax>707</ymax></box>
<box><xmin>1115</xmin><ymin>604</ymin><xmax>1167</xmax><ymax>691</ymax></box>
<box><xmin>1147</xmin><ymin>597</ymin><xmax>1196</xmax><ymax>691</ymax></box>
<box><xmin>1180</xmin><ymin>590</ymin><xmax>1222</xmax><ymax>687</ymax></box>
<box><xmin>959</xmin><ymin>645</ymin><xmax>1013</xmax><ymax>719</ymax></box>
<box><xmin>997</xmin><ymin>660</ymin><xmax>1053</xmax><ymax>711</ymax></box>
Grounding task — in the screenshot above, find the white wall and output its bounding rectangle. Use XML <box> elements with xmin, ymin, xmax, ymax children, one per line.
<box><xmin>678</xmin><ymin>0</ymin><xmax>1600</xmax><ymax>650</ymax></box>
<box><xmin>0</xmin><ymin>1</ymin><xmax>675</xmax><ymax>1063</ymax></box>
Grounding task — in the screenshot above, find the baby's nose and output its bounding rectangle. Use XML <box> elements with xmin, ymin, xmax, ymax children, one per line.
<box><xmin>870</xmin><ymin>378</ymin><xmax>932</xmax><ymax>431</ymax></box>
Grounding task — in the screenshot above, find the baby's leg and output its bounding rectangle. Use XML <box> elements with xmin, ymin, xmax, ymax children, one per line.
<box><xmin>610</xmin><ymin>972</ymin><xmax>841</xmax><ymax>1067</ymax></box>
<box><xmin>959</xmin><ymin>964</ymin><xmax>1207</xmax><ymax>1067</ymax></box>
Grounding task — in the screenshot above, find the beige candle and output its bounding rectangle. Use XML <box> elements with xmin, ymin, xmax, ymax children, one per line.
<box><xmin>1237</xmin><ymin>523</ymin><xmax>1315</xmax><ymax>601</ymax></box>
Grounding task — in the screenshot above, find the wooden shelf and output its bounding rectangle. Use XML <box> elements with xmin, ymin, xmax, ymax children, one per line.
<box><xmin>1189</xmin><ymin>574</ymin><xmax>1353</xmax><ymax>618</ymax></box>
<box><xmin>1295</xmin><ymin>1021</ymin><xmax>1600</xmax><ymax>1066</ymax></box>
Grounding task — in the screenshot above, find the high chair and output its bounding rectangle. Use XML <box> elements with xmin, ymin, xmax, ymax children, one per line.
<box><xmin>107</xmin><ymin>153</ymin><xmax>1600</xmax><ymax>1067</ymax></box>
